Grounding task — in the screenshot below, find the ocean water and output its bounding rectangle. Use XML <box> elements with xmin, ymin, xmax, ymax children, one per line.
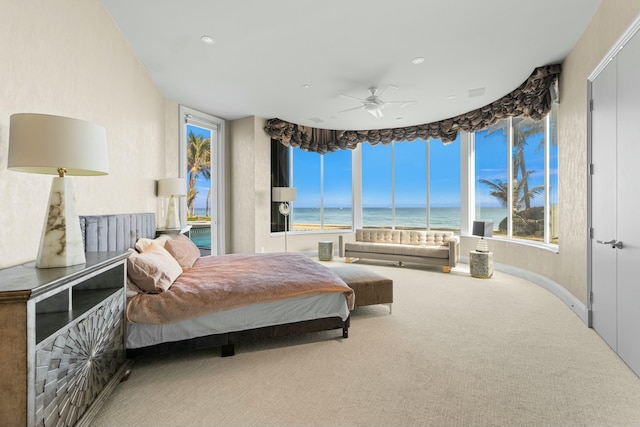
<box><xmin>189</xmin><ymin>207</ymin><xmax>508</xmax><ymax>248</ymax></box>
<box><xmin>291</xmin><ymin>207</ymin><xmax>507</xmax><ymax>231</ymax></box>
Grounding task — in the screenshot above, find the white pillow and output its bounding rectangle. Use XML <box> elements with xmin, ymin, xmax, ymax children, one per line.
<box><xmin>127</xmin><ymin>241</ymin><xmax>182</xmax><ymax>293</ymax></box>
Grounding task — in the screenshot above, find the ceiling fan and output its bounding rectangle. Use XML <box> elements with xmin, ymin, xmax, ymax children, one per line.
<box><xmin>338</xmin><ymin>85</ymin><xmax>416</xmax><ymax>118</ymax></box>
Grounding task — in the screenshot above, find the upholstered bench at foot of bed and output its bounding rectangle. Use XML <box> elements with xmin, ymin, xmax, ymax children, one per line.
<box><xmin>330</xmin><ymin>265</ymin><xmax>393</xmax><ymax>314</ymax></box>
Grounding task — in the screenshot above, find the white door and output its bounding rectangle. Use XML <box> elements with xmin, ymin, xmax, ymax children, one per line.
<box><xmin>590</xmin><ymin>28</ymin><xmax>640</xmax><ymax>376</ymax></box>
<box><xmin>615</xmin><ymin>29</ymin><xmax>640</xmax><ymax>375</ymax></box>
<box><xmin>590</xmin><ymin>56</ymin><xmax>618</xmax><ymax>352</ymax></box>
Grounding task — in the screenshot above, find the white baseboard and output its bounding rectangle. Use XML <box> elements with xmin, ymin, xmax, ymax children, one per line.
<box><xmin>460</xmin><ymin>256</ymin><xmax>588</xmax><ymax>325</ymax></box>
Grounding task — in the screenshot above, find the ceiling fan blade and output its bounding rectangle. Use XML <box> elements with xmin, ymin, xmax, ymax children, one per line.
<box><xmin>339</xmin><ymin>94</ymin><xmax>367</xmax><ymax>102</ymax></box>
<box><xmin>338</xmin><ymin>105</ymin><xmax>365</xmax><ymax>113</ymax></box>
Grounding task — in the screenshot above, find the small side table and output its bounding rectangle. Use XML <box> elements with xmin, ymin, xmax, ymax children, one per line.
<box><xmin>470</xmin><ymin>250</ymin><xmax>493</xmax><ymax>278</ymax></box>
<box><xmin>318</xmin><ymin>240</ymin><xmax>334</xmax><ymax>261</ymax></box>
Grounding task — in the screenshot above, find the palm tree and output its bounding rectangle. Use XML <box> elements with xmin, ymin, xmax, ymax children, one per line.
<box><xmin>186</xmin><ymin>131</ymin><xmax>211</xmax><ymax>217</ymax></box>
<box><xmin>512</xmin><ymin>118</ymin><xmax>544</xmax><ymax>209</ymax></box>
<box><xmin>479</xmin><ymin>172</ymin><xmax>544</xmax><ymax>235</ymax></box>
<box><xmin>478</xmin><ymin>173</ymin><xmax>544</xmax><ymax>212</ymax></box>
<box><xmin>484</xmin><ymin>117</ymin><xmax>545</xmax><ymax>210</ymax></box>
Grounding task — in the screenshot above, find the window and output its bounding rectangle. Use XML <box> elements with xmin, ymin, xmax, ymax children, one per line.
<box><xmin>277</xmin><ymin>146</ymin><xmax>353</xmax><ymax>232</ymax></box>
<box><xmin>362</xmin><ymin>142</ymin><xmax>392</xmax><ymax>228</ymax></box>
<box><xmin>322</xmin><ymin>149</ymin><xmax>353</xmax><ymax>230</ymax></box>
<box><xmin>475</xmin><ymin>125</ymin><xmax>509</xmax><ymax>236</ymax></box>
<box><xmin>429</xmin><ymin>136</ymin><xmax>461</xmax><ymax>232</ymax></box>
<box><xmin>269</xmin><ymin>106</ymin><xmax>557</xmax><ymax>247</ymax></box>
<box><xmin>394</xmin><ymin>141</ymin><xmax>427</xmax><ymax>229</ymax></box>
<box><xmin>179</xmin><ymin>106</ymin><xmax>225</xmax><ymax>255</ymax></box>
<box><xmin>474</xmin><ymin>105</ymin><xmax>558</xmax><ymax>244</ymax></box>
<box><xmin>292</xmin><ymin>149</ymin><xmax>320</xmax><ymax>231</ymax></box>
<box><xmin>360</xmin><ymin>136</ymin><xmax>460</xmax><ymax>231</ymax></box>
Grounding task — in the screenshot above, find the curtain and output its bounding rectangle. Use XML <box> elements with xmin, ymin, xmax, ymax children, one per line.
<box><xmin>264</xmin><ymin>64</ymin><xmax>561</xmax><ymax>153</ymax></box>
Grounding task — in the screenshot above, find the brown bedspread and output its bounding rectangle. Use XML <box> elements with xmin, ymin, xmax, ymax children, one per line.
<box><xmin>127</xmin><ymin>252</ymin><xmax>354</xmax><ymax>325</ymax></box>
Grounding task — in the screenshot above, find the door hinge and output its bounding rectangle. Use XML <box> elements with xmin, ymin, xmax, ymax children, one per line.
<box><xmin>590</xmin><ymin>99</ymin><xmax>594</xmax><ymax>111</ymax></box>
<box><xmin>590</xmin><ymin>227</ymin><xmax>594</xmax><ymax>239</ymax></box>
<box><xmin>589</xmin><ymin>164</ymin><xmax>594</xmax><ymax>175</ymax></box>
<box><xmin>590</xmin><ymin>291</ymin><xmax>594</xmax><ymax>304</ymax></box>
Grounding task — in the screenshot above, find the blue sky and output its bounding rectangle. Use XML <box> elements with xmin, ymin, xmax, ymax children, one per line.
<box><xmin>293</xmin><ymin>125</ymin><xmax>556</xmax><ymax>210</ymax></box>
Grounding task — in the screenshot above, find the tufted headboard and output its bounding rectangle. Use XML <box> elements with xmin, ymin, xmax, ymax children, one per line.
<box><xmin>79</xmin><ymin>213</ymin><xmax>156</xmax><ymax>252</ymax></box>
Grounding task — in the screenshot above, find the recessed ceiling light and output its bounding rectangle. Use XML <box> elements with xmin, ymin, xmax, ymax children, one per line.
<box><xmin>396</xmin><ymin>117</ymin><xmax>403</xmax><ymax>121</ymax></box>
<box><xmin>200</xmin><ymin>35</ymin><xmax>215</xmax><ymax>44</ymax></box>
<box><xmin>447</xmin><ymin>95</ymin><xmax>457</xmax><ymax>100</ymax></box>
<box><xmin>411</xmin><ymin>57</ymin><xmax>425</xmax><ymax>65</ymax></box>
<box><xmin>301</xmin><ymin>83</ymin><xmax>311</xmax><ymax>89</ymax></box>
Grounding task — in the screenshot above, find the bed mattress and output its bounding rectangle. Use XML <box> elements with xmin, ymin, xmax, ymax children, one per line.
<box><xmin>126</xmin><ymin>292</ymin><xmax>349</xmax><ymax>349</ymax></box>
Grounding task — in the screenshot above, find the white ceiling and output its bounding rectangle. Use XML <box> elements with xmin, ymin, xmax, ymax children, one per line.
<box><xmin>100</xmin><ymin>0</ymin><xmax>600</xmax><ymax>131</ymax></box>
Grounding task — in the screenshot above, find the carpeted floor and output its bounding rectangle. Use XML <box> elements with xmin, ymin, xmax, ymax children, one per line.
<box><xmin>92</xmin><ymin>259</ymin><xmax>640</xmax><ymax>427</ymax></box>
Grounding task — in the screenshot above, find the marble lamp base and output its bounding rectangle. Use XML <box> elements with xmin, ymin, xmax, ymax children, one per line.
<box><xmin>36</xmin><ymin>176</ymin><xmax>86</xmax><ymax>268</ymax></box>
<box><xmin>164</xmin><ymin>195</ymin><xmax>181</xmax><ymax>229</ymax></box>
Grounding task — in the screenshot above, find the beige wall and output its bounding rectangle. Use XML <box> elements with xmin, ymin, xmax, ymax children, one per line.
<box><xmin>0</xmin><ymin>0</ymin><xmax>173</xmax><ymax>268</ymax></box>
<box><xmin>229</xmin><ymin>116</ymin><xmax>273</xmax><ymax>254</ymax></box>
<box><xmin>555</xmin><ymin>0</ymin><xmax>640</xmax><ymax>303</ymax></box>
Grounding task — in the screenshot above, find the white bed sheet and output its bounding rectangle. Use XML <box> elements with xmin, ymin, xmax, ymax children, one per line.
<box><xmin>126</xmin><ymin>292</ymin><xmax>349</xmax><ymax>349</ymax></box>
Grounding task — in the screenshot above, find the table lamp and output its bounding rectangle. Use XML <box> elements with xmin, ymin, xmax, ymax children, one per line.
<box><xmin>272</xmin><ymin>186</ymin><xmax>296</xmax><ymax>252</ymax></box>
<box><xmin>8</xmin><ymin>113</ymin><xmax>109</xmax><ymax>268</ymax></box>
<box><xmin>158</xmin><ymin>178</ymin><xmax>186</xmax><ymax>229</ymax></box>
<box><xmin>472</xmin><ymin>220</ymin><xmax>494</xmax><ymax>252</ymax></box>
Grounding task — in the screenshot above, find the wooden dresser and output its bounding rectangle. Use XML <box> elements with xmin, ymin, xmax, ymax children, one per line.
<box><xmin>0</xmin><ymin>251</ymin><xmax>132</xmax><ymax>427</ymax></box>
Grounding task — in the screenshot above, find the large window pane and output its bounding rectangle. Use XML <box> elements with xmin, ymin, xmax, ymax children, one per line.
<box><xmin>186</xmin><ymin>124</ymin><xmax>212</xmax><ymax>249</ymax></box>
<box><xmin>362</xmin><ymin>142</ymin><xmax>392</xmax><ymax>228</ymax></box>
<box><xmin>430</xmin><ymin>135</ymin><xmax>461</xmax><ymax>232</ymax></box>
<box><xmin>394</xmin><ymin>140</ymin><xmax>427</xmax><ymax>229</ymax></box>
<box><xmin>323</xmin><ymin>149</ymin><xmax>352</xmax><ymax>230</ymax></box>
<box><xmin>292</xmin><ymin>149</ymin><xmax>320</xmax><ymax>231</ymax></box>
<box><xmin>475</xmin><ymin>124</ymin><xmax>509</xmax><ymax>236</ymax></box>
<box><xmin>512</xmin><ymin>117</ymin><xmax>545</xmax><ymax>241</ymax></box>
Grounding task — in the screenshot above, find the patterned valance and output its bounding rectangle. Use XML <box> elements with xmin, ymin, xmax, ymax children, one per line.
<box><xmin>264</xmin><ymin>64</ymin><xmax>561</xmax><ymax>153</ymax></box>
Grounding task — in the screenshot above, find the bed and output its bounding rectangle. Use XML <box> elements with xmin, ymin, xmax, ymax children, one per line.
<box><xmin>80</xmin><ymin>213</ymin><xmax>354</xmax><ymax>357</ymax></box>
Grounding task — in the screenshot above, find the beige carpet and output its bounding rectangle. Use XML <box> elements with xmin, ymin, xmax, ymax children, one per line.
<box><xmin>93</xmin><ymin>260</ymin><xmax>640</xmax><ymax>427</ymax></box>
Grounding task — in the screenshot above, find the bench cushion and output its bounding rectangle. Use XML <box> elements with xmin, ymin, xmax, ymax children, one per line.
<box><xmin>345</xmin><ymin>242</ymin><xmax>450</xmax><ymax>259</ymax></box>
<box><xmin>330</xmin><ymin>265</ymin><xmax>393</xmax><ymax>308</ymax></box>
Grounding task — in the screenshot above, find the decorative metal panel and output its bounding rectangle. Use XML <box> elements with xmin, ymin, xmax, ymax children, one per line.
<box><xmin>34</xmin><ymin>291</ymin><xmax>125</xmax><ymax>427</ymax></box>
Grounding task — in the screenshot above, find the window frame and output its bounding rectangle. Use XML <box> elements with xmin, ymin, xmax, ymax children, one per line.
<box><xmin>179</xmin><ymin>105</ymin><xmax>226</xmax><ymax>255</ymax></box>
<box><xmin>270</xmin><ymin>107</ymin><xmax>558</xmax><ymax>250</ymax></box>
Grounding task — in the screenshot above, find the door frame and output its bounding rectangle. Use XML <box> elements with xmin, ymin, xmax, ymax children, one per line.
<box><xmin>179</xmin><ymin>105</ymin><xmax>226</xmax><ymax>255</ymax></box>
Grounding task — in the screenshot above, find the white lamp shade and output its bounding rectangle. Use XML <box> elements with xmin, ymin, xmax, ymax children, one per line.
<box><xmin>272</xmin><ymin>187</ymin><xmax>296</xmax><ymax>202</ymax></box>
<box><xmin>158</xmin><ymin>178</ymin><xmax>187</xmax><ymax>196</ymax></box>
<box><xmin>8</xmin><ymin>113</ymin><xmax>109</xmax><ymax>175</ymax></box>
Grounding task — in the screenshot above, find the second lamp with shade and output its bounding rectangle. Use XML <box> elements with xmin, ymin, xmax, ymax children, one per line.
<box><xmin>272</xmin><ymin>186</ymin><xmax>296</xmax><ymax>252</ymax></box>
<box><xmin>158</xmin><ymin>178</ymin><xmax>186</xmax><ymax>230</ymax></box>
<box><xmin>472</xmin><ymin>220</ymin><xmax>494</xmax><ymax>252</ymax></box>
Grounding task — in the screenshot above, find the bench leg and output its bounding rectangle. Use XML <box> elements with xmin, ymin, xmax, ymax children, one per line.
<box><xmin>443</xmin><ymin>266</ymin><xmax>452</xmax><ymax>273</ymax></box>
